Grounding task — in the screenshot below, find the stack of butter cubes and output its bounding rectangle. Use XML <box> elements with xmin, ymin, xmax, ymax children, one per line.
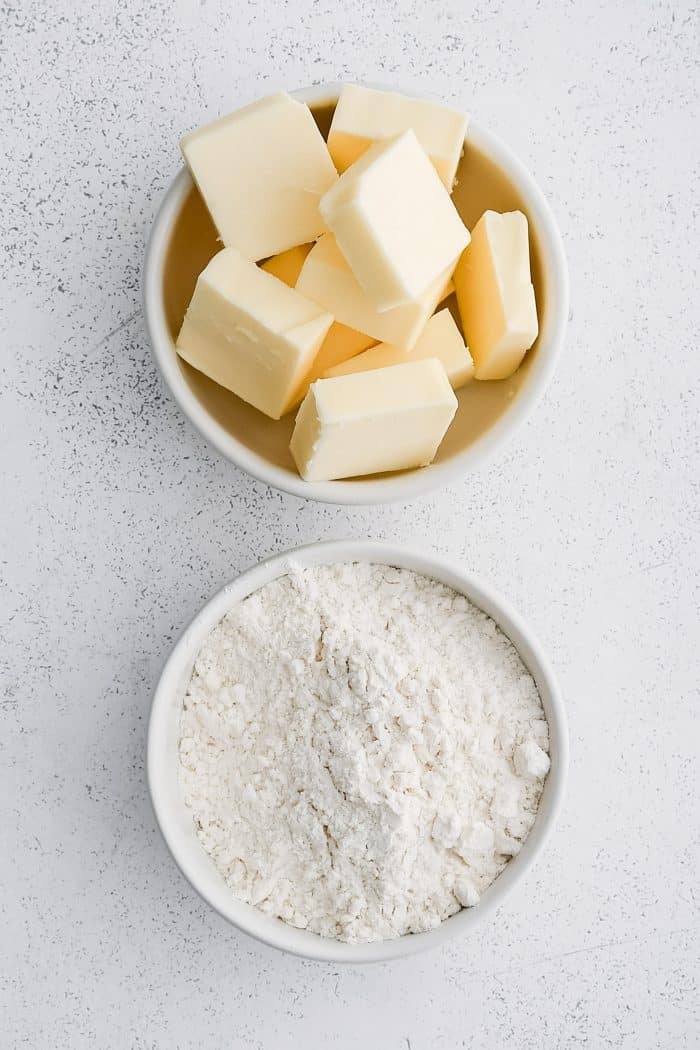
<box><xmin>176</xmin><ymin>85</ymin><xmax>538</xmax><ymax>482</ymax></box>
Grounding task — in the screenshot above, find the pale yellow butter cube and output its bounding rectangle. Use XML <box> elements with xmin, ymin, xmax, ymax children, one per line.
<box><xmin>180</xmin><ymin>93</ymin><xmax>338</xmax><ymax>261</ymax></box>
<box><xmin>296</xmin><ymin>234</ymin><xmax>453</xmax><ymax>352</ymax></box>
<box><xmin>325</xmin><ymin>308</ymin><xmax>474</xmax><ymax>389</ymax></box>
<box><xmin>260</xmin><ymin>244</ymin><xmax>375</xmax><ymax>409</ymax></box>
<box><xmin>295</xmin><ymin>324</ymin><xmax>374</xmax><ymax>390</ymax></box>
<box><xmin>260</xmin><ymin>246</ymin><xmax>457</xmax><ymax>305</ymax></box>
<box><xmin>284</xmin><ymin>323</ymin><xmax>376</xmax><ymax>413</ymax></box>
<box><xmin>439</xmin><ymin>276</ymin><xmax>456</xmax><ymax>302</ymax></box>
<box><xmin>319</xmin><ymin>130</ymin><xmax>469</xmax><ymax>310</ymax></box>
<box><xmin>290</xmin><ymin>359</ymin><xmax>457</xmax><ymax>482</ymax></box>
<box><xmin>327</xmin><ymin>84</ymin><xmax>468</xmax><ymax>190</ymax></box>
<box><xmin>454</xmin><ymin>210</ymin><xmax>538</xmax><ymax>380</ymax></box>
<box><xmin>176</xmin><ymin>247</ymin><xmax>333</xmax><ymax>420</ymax></box>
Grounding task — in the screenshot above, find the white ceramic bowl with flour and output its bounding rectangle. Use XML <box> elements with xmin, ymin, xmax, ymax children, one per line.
<box><xmin>147</xmin><ymin>540</ymin><xmax>568</xmax><ymax>963</ymax></box>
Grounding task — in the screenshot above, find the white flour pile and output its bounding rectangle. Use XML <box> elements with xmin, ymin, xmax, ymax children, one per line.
<box><xmin>179</xmin><ymin>562</ymin><xmax>550</xmax><ymax>943</ymax></box>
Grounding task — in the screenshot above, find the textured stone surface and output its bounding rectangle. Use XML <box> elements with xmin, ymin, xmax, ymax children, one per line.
<box><xmin>2</xmin><ymin>1</ymin><xmax>699</xmax><ymax>1046</ymax></box>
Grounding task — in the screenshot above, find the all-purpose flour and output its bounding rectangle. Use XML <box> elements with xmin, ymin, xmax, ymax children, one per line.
<box><xmin>179</xmin><ymin>563</ymin><xmax>550</xmax><ymax>943</ymax></box>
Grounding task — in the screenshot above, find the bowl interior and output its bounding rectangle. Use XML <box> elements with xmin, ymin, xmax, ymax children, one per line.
<box><xmin>148</xmin><ymin>542</ymin><xmax>567</xmax><ymax>963</ymax></box>
<box><xmin>158</xmin><ymin>96</ymin><xmax>552</xmax><ymax>483</ymax></box>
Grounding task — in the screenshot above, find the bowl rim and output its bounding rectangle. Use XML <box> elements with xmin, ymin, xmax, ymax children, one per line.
<box><xmin>142</xmin><ymin>81</ymin><xmax>569</xmax><ymax>506</ymax></box>
<box><xmin>147</xmin><ymin>539</ymin><xmax>569</xmax><ymax>963</ymax></box>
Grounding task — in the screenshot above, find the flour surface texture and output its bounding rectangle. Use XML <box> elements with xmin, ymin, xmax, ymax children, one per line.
<box><xmin>179</xmin><ymin>563</ymin><xmax>550</xmax><ymax>943</ymax></box>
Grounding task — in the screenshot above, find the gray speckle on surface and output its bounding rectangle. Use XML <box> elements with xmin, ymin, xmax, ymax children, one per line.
<box><xmin>1</xmin><ymin>1</ymin><xmax>699</xmax><ymax>1047</ymax></box>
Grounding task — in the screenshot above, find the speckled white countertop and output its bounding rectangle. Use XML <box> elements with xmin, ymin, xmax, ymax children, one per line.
<box><xmin>2</xmin><ymin>0</ymin><xmax>699</xmax><ymax>1046</ymax></box>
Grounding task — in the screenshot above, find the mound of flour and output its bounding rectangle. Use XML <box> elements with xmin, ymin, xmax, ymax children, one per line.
<box><xmin>179</xmin><ymin>562</ymin><xmax>550</xmax><ymax>943</ymax></box>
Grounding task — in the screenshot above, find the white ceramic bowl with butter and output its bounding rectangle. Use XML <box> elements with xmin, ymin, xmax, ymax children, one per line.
<box><xmin>143</xmin><ymin>82</ymin><xmax>569</xmax><ymax>505</ymax></box>
<box><xmin>147</xmin><ymin>539</ymin><xmax>568</xmax><ymax>963</ymax></box>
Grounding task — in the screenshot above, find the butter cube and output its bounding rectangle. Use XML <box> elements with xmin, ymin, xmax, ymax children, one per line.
<box><xmin>260</xmin><ymin>243</ymin><xmax>312</xmax><ymax>285</ymax></box>
<box><xmin>319</xmin><ymin>130</ymin><xmax>469</xmax><ymax>310</ymax></box>
<box><xmin>296</xmin><ymin>234</ymin><xmax>452</xmax><ymax>351</ymax></box>
<box><xmin>293</xmin><ymin>324</ymin><xmax>375</xmax><ymax>399</ymax></box>
<box><xmin>327</xmin><ymin>84</ymin><xmax>468</xmax><ymax>190</ymax></box>
<box><xmin>176</xmin><ymin>247</ymin><xmax>333</xmax><ymax>420</ymax></box>
<box><xmin>259</xmin><ymin>234</ymin><xmax>448</xmax><ymax>308</ymax></box>
<box><xmin>325</xmin><ymin>308</ymin><xmax>474</xmax><ymax>389</ymax></box>
<box><xmin>290</xmin><ymin>359</ymin><xmax>457</xmax><ymax>482</ymax></box>
<box><xmin>180</xmin><ymin>93</ymin><xmax>338</xmax><ymax>261</ymax></box>
<box><xmin>260</xmin><ymin>244</ymin><xmax>375</xmax><ymax>408</ymax></box>
<box><xmin>439</xmin><ymin>276</ymin><xmax>456</xmax><ymax>302</ymax></box>
<box><xmin>454</xmin><ymin>210</ymin><xmax>538</xmax><ymax>380</ymax></box>
<box><xmin>284</xmin><ymin>322</ymin><xmax>376</xmax><ymax>413</ymax></box>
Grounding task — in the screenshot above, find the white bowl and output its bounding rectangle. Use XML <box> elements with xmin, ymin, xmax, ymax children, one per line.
<box><xmin>147</xmin><ymin>540</ymin><xmax>568</xmax><ymax>962</ymax></box>
<box><xmin>143</xmin><ymin>83</ymin><xmax>569</xmax><ymax>505</ymax></box>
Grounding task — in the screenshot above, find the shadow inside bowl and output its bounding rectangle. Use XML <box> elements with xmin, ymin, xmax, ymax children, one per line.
<box><xmin>160</xmin><ymin>100</ymin><xmax>548</xmax><ymax>477</ymax></box>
